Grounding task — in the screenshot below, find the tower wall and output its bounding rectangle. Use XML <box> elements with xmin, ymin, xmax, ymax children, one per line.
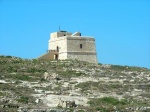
<box><xmin>66</xmin><ymin>37</ymin><xmax>98</xmax><ymax>64</ymax></box>
<box><xmin>67</xmin><ymin>53</ymin><xmax>97</xmax><ymax>64</ymax></box>
<box><xmin>67</xmin><ymin>37</ymin><xmax>96</xmax><ymax>52</ymax></box>
<box><xmin>49</xmin><ymin>37</ymin><xmax>68</xmax><ymax>60</ymax></box>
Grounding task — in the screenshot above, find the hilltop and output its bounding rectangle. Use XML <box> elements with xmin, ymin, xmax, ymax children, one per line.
<box><xmin>0</xmin><ymin>55</ymin><xmax>150</xmax><ymax>112</ymax></box>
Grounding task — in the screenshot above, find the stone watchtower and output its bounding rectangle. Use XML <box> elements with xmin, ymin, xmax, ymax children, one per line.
<box><xmin>39</xmin><ymin>31</ymin><xmax>98</xmax><ymax>64</ymax></box>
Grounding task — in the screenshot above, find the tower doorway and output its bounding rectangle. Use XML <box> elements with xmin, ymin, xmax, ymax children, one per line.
<box><xmin>54</xmin><ymin>54</ymin><xmax>58</xmax><ymax>60</ymax></box>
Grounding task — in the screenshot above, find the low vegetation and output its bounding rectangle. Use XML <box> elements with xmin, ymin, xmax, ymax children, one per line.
<box><xmin>0</xmin><ymin>55</ymin><xmax>150</xmax><ymax>112</ymax></box>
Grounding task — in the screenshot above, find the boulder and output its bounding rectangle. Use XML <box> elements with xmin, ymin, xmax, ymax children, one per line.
<box><xmin>43</xmin><ymin>72</ymin><xmax>59</xmax><ymax>80</ymax></box>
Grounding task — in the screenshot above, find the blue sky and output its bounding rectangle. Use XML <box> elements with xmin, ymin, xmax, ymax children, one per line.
<box><xmin>0</xmin><ymin>0</ymin><xmax>150</xmax><ymax>68</ymax></box>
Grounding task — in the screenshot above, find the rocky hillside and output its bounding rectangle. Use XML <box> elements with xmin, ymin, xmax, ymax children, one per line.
<box><xmin>0</xmin><ymin>55</ymin><xmax>150</xmax><ymax>112</ymax></box>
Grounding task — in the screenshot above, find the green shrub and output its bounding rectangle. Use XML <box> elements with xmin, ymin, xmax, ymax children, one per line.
<box><xmin>15</xmin><ymin>74</ymin><xmax>30</xmax><ymax>80</ymax></box>
<box><xmin>96</xmin><ymin>107</ymin><xmax>108</xmax><ymax>112</ymax></box>
<box><xmin>4</xmin><ymin>73</ymin><xmax>34</xmax><ymax>81</ymax></box>
<box><xmin>78</xmin><ymin>110</ymin><xmax>86</xmax><ymax>112</ymax></box>
<box><xmin>88</xmin><ymin>97</ymin><xmax>128</xmax><ymax>106</ymax></box>
<box><xmin>0</xmin><ymin>55</ymin><xmax>5</xmax><ymax>58</ymax></box>
<box><xmin>5</xmin><ymin>55</ymin><xmax>12</xmax><ymax>58</ymax></box>
<box><xmin>0</xmin><ymin>92</ymin><xmax>4</xmax><ymax>96</ymax></box>
<box><xmin>100</xmin><ymin>97</ymin><xmax>120</xmax><ymax>105</ymax></box>
<box><xmin>57</xmin><ymin>70</ymin><xmax>82</xmax><ymax>78</ymax></box>
<box><xmin>110</xmin><ymin>65</ymin><xmax>127</xmax><ymax>71</ymax></box>
<box><xmin>17</xmin><ymin>96</ymin><xmax>29</xmax><ymax>103</ymax></box>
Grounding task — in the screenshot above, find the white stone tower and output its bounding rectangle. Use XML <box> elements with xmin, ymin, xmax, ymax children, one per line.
<box><xmin>39</xmin><ymin>31</ymin><xmax>98</xmax><ymax>64</ymax></box>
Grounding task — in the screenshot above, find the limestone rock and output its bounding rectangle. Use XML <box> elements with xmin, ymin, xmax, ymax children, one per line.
<box><xmin>43</xmin><ymin>72</ymin><xmax>59</xmax><ymax>80</ymax></box>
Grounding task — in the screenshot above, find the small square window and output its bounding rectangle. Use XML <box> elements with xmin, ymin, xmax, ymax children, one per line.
<box><xmin>80</xmin><ymin>44</ymin><xmax>82</xmax><ymax>49</ymax></box>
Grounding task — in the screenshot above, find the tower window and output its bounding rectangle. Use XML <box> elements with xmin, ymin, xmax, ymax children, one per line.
<box><xmin>80</xmin><ymin>44</ymin><xmax>82</xmax><ymax>49</ymax></box>
<box><xmin>57</xmin><ymin>46</ymin><xmax>59</xmax><ymax>52</ymax></box>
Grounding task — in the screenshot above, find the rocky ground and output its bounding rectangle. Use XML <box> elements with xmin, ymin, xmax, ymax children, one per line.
<box><xmin>0</xmin><ymin>55</ymin><xmax>150</xmax><ymax>112</ymax></box>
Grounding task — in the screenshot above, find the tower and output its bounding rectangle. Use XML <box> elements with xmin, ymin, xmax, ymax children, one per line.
<box><xmin>47</xmin><ymin>31</ymin><xmax>98</xmax><ymax>64</ymax></box>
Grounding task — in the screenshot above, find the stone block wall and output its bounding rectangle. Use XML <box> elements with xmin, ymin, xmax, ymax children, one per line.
<box><xmin>66</xmin><ymin>36</ymin><xmax>98</xmax><ymax>64</ymax></box>
<box><xmin>67</xmin><ymin>37</ymin><xmax>96</xmax><ymax>52</ymax></box>
<box><xmin>67</xmin><ymin>53</ymin><xmax>97</xmax><ymax>64</ymax></box>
